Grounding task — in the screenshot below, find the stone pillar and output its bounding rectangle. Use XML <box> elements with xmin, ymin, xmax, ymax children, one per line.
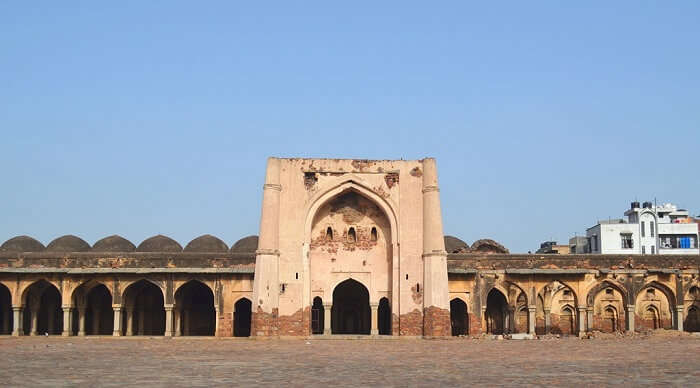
<box><xmin>577</xmin><ymin>307</ymin><xmax>587</xmax><ymax>335</ymax></box>
<box><xmin>527</xmin><ymin>306</ymin><xmax>536</xmax><ymax>334</ymax></box>
<box><xmin>113</xmin><ymin>306</ymin><xmax>122</xmax><ymax>336</ymax></box>
<box><xmin>543</xmin><ymin>308</ymin><xmax>551</xmax><ymax>334</ymax></box>
<box><xmin>125</xmin><ymin>308</ymin><xmax>134</xmax><ymax>336</ymax></box>
<box><xmin>507</xmin><ymin>308</ymin><xmax>515</xmax><ymax>334</ymax></box>
<box><xmin>421</xmin><ymin>158</ymin><xmax>450</xmax><ymax>337</ymax></box>
<box><xmin>77</xmin><ymin>307</ymin><xmax>86</xmax><ymax>336</ymax></box>
<box><xmin>174</xmin><ymin>308</ymin><xmax>181</xmax><ymax>336</ymax></box>
<box><xmin>626</xmin><ymin>305</ymin><xmax>635</xmax><ymax>332</ymax></box>
<box><xmin>164</xmin><ymin>305</ymin><xmax>173</xmax><ymax>337</ymax></box>
<box><xmin>214</xmin><ymin>307</ymin><xmax>220</xmax><ymax>337</ymax></box>
<box><xmin>252</xmin><ymin>157</ymin><xmax>282</xmax><ymax>337</ymax></box>
<box><xmin>323</xmin><ymin>304</ymin><xmax>332</xmax><ymax>335</ymax></box>
<box><xmin>676</xmin><ymin>306</ymin><xmax>684</xmax><ymax>332</ymax></box>
<box><xmin>92</xmin><ymin>308</ymin><xmax>100</xmax><ymax>335</ymax></box>
<box><xmin>371</xmin><ymin>304</ymin><xmax>379</xmax><ymax>335</ymax></box>
<box><xmin>62</xmin><ymin>306</ymin><xmax>72</xmax><ymax>336</ymax></box>
<box><xmin>586</xmin><ymin>308</ymin><xmax>593</xmax><ymax>332</ymax></box>
<box><xmin>12</xmin><ymin>307</ymin><xmax>23</xmax><ymax>336</ymax></box>
<box><xmin>30</xmin><ymin>308</ymin><xmax>38</xmax><ymax>336</ymax></box>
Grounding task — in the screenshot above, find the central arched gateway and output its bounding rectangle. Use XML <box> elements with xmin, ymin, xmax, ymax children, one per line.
<box><xmin>332</xmin><ymin>279</ymin><xmax>370</xmax><ymax>334</ymax></box>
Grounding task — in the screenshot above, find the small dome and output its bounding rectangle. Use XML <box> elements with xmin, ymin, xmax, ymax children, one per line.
<box><xmin>137</xmin><ymin>235</ymin><xmax>183</xmax><ymax>252</ymax></box>
<box><xmin>444</xmin><ymin>235</ymin><xmax>470</xmax><ymax>253</ymax></box>
<box><xmin>92</xmin><ymin>235</ymin><xmax>136</xmax><ymax>252</ymax></box>
<box><xmin>184</xmin><ymin>234</ymin><xmax>229</xmax><ymax>252</ymax></box>
<box><xmin>231</xmin><ymin>235</ymin><xmax>259</xmax><ymax>253</ymax></box>
<box><xmin>0</xmin><ymin>235</ymin><xmax>45</xmax><ymax>252</ymax></box>
<box><xmin>46</xmin><ymin>235</ymin><xmax>91</xmax><ymax>252</ymax></box>
<box><xmin>470</xmin><ymin>239</ymin><xmax>509</xmax><ymax>254</ymax></box>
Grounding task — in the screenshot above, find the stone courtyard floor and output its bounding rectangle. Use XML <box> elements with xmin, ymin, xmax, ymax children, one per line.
<box><xmin>1</xmin><ymin>334</ymin><xmax>699</xmax><ymax>387</ymax></box>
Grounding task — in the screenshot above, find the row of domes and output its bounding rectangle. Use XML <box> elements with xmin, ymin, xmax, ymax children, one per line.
<box><xmin>0</xmin><ymin>234</ymin><xmax>259</xmax><ymax>253</ymax></box>
<box><xmin>444</xmin><ymin>236</ymin><xmax>509</xmax><ymax>254</ymax></box>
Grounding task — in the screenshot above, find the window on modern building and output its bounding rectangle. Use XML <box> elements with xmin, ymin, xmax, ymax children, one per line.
<box><xmin>650</xmin><ymin>221</ymin><xmax>655</xmax><ymax>237</ymax></box>
<box><xmin>641</xmin><ymin>221</ymin><xmax>645</xmax><ymax>237</ymax></box>
<box><xmin>651</xmin><ymin>245</ymin><xmax>655</xmax><ymax>254</ymax></box>
<box><xmin>642</xmin><ymin>246</ymin><xmax>646</xmax><ymax>254</ymax></box>
<box><xmin>620</xmin><ymin>234</ymin><xmax>633</xmax><ymax>249</ymax></box>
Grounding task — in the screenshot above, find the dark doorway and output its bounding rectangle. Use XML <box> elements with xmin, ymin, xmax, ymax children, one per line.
<box><xmin>123</xmin><ymin>280</ymin><xmax>165</xmax><ymax>336</ymax></box>
<box><xmin>0</xmin><ymin>283</ymin><xmax>12</xmax><ymax>334</ymax></box>
<box><xmin>311</xmin><ymin>297</ymin><xmax>324</xmax><ymax>334</ymax></box>
<box><xmin>378</xmin><ymin>297</ymin><xmax>391</xmax><ymax>335</ymax></box>
<box><xmin>685</xmin><ymin>306</ymin><xmax>699</xmax><ymax>332</ymax></box>
<box><xmin>486</xmin><ymin>289</ymin><xmax>507</xmax><ymax>335</ymax></box>
<box><xmin>85</xmin><ymin>284</ymin><xmax>113</xmax><ymax>335</ymax></box>
<box><xmin>23</xmin><ymin>280</ymin><xmax>62</xmax><ymax>335</ymax></box>
<box><xmin>175</xmin><ymin>281</ymin><xmax>215</xmax><ymax>336</ymax></box>
<box><xmin>450</xmin><ymin>298</ymin><xmax>468</xmax><ymax>336</ymax></box>
<box><xmin>332</xmin><ymin>279</ymin><xmax>370</xmax><ymax>334</ymax></box>
<box><xmin>234</xmin><ymin>298</ymin><xmax>251</xmax><ymax>337</ymax></box>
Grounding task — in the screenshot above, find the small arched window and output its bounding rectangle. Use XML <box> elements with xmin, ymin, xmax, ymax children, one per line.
<box><xmin>348</xmin><ymin>227</ymin><xmax>356</xmax><ymax>243</ymax></box>
<box><xmin>370</xmin><ymin>227</ymin><xmax>378</xmax><ymax>242</ymax></box>
<box><xmin>326</xmin><ymin>227</ymin><xmax>333</xmax><ymax>241</ymax></box>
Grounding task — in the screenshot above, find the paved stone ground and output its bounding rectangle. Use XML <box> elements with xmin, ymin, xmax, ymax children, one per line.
<box><xmin>0</xmin><ymin>334</ymin><xmax>699</xmax><ymax>387</ymax></box>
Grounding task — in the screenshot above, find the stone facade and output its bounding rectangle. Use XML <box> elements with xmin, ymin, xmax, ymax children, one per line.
<box><xmin>0</xmin><ymin>158</ymin><xmax>698</xmax><ymax>338</ymax></box>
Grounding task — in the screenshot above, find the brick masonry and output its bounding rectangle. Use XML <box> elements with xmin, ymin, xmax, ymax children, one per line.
<box><xmin>423</xmin><ymin>306</ymin><xmax>451</xmax><ymax>337</ymax></box>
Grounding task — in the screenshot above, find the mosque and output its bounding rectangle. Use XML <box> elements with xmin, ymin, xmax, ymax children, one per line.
<box><xmin>0</xmin><ymin>158</ymin><xmax>698</xmax><ymax>337</ymax></box>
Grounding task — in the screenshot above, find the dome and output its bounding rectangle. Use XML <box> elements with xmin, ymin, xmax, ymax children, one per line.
<box><xmin>46</xmin><ymin>235</ymin><xmax>91</xmax><ymax>252</ymax></box>
<box><xmin>92</xmin><ymin>235</ymin><xmax>136</xmax><ymax>252</ymax></box>
<box><xmin>184</xmin><ymin>234</ymin><xmax>229</xmax><ymax>252</ymax></box>
<box><xmin>470</xmin><ymin>239</ymin><xmax>509</xmax><ymax>254</ymax></box>
<box><xmin>444</xmin><ymin>235</ymin><xmax>470</xmax><ymax>253</ymax></box>
<box><xmin>136</xmin><ymin>235</ymin><xmax>183</xmax><ymax>252</ymax></box>
<box><xmin>230</xmin><ymin>235</ymin><xmax>259</xmax><ymax>253</ymax></box>
<box><xmin>0</xmin><ymin>235</ymin><xmax>45</xmax><ymax>252</ymax></box>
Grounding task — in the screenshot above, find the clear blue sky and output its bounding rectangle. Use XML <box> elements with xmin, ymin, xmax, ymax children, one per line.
<box><xmin>2</xmin><ymin>2</ymin><xmax>699</xmax><ymax>253</ymax></box>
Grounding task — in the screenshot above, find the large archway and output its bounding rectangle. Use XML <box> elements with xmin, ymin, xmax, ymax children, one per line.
<box><xmin>122</xmin><ymin>280</ymin><xmax>164</xmax><ymax>336</ymax></box>
<box><xmin>332</xmin><ymin>279</ymin><xmax>370</xmax><ymax>335</ymax></box>
<box><xmin>234</xmin><ymin>298</ymin><xmax>251</xmax><ymax>337</ymax></box>
<box><xmin>308</xmin><ymin>187</ymin><xmax>395</xmax><ymax>336</ymax></box>
<box><xmin>23</xmin><ymin>280</ymin><xmax>62</xmax><ymax>335</ymax></box>
<box><xmin>175</xmin><ymin>281</ymin><xmax>215</xmax><ymax>336</ymax></box>
<box><xmin>85</xmin><ymin>284</ymin><xmax>113</xmax><ymax>335</ymax></box>
<box><xmin>486</xmin><ymin>289</ymin><xmax>507</xmax><ymax>335</ymax></box>
<box><xmin>450</xmin><ymin>298</ymin><xmax>468</xmax><ymax>336</ymax></box>
<box><xmin>0</xmin><ymin>283</ymin><xmax>12</xmax><ymax>334</ymax></box>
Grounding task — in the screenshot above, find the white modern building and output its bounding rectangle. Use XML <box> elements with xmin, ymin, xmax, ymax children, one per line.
<box><xmin>585</xmin><ymin>202</ymin><xmax>699</xmax><ymax>255</ymax></box>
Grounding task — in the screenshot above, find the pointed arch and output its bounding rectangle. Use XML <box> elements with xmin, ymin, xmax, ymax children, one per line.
<box><xmin>0</xmin><ymin>283</ymin><xmax>12</xmax><ymax>334</ymax></box>
<box><xmin>174</xmin><ymin>280</ymin><xmax>215</xmax><ymax>336</ymax></box>
<box><xmin>587</xmin><ymin>280</ymin><xmax>629</xmax><ymax>306</ymax></box>
<box><xmin>304</xmin><ymin>176</ymin><xmax>399</xmax><ymax>245</ymax></box>
<box><xmin>22</xmin><ymin>280</ymin><xmax>62</xmax><ymax>335</ymax></box>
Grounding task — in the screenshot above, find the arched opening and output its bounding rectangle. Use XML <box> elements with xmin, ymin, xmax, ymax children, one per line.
<box><xmin>23</xmin><ymin>280</ymin><xmax>62</xmax><ymax>335</ymax></box>
<box><xmin>370</xmin><ymin>227</ymin><xmax>378</xmax><ymax>242</ymax></box>
<box><xmin>560</xmin><ymin>306</ymin><xmax>575</xmax><ymax>335</ymax></box>
<box><xmin>685</xmin><ymin>306</ymin><xmax>699</xmax><ymax>332</ymax></box>
<box><xmin>486</xmin><ymin>289</ymin><xmax>507</xmax><ymax>335</ymax></box>
<box><xmin>332</xmin><ymin>279</ymin><xmax>370</xmax><ymax>334</ymax></box>
<box><xmin>603</xmin><ymin>306</ymin><xmax>618</xmax><ymax>333</ymax></box>
<box><xmin>514</xmin><ymin>292</ymin><xmax>528</xmax><ymax>334</ymax></box>
<box><xmin>85</xmin><ymin>284</ymin><xmax>113</xmax><ymax>335</ymax></box>
<box><xmin>644</xmin><ymin>306</ymin><xmax>660</xmax><ymax>330</ymax></box>
<box><xmin>0</xmin><ymin>284</ymin><xmax>12</xmax><ymax>334</ymax></box>
<box><xmin>378</xmin><ymin>297</ymin><xmax>391</xmax><ymax>335</ymax></box>
<box><xmin>234</xmin><ymin>298</ymin><xmax>251</xmax><ymax>337</ymax></box>
<box><xmin>347</xmin><ymin>227</ymin><xmax>356</xmax><ymax>243</ymax></box>
<box><xmin>311</xmin><ymin>297</ymin><xmax>324</xmax><ymax>335</ymax></box>
<box><xmin>122</xmin><ymin>280</ymin><xmax>164</xmax><ymax>336</ymax></box>
<box><xmin>450</xmin><ymin>298</ymin><xmax>468</xmax><ymax>336</ymax></box>
<box><xmin>175</xmin><ymin>281</ymin><xmax>215</xmax><ymax>336</ymax></box>
<box><xmin>326</xmin><ymin>227</ymin><xmax>333</xmax><ymax>241</ymax></box>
